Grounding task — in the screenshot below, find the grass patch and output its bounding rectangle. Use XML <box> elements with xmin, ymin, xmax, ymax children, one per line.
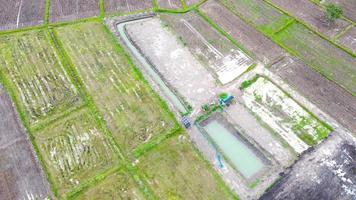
<box><xmin>137</xmin><ymin>134</ymin><xmax>238</xmax><ymax>199</ymax></box>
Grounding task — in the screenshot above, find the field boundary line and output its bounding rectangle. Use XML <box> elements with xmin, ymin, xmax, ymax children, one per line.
<box><xmin>65</xmin><ymin>166</ymin><xmax>119</xmax><ymax>199</ymax></box>
<box><xmin>180</xmin><ymin>0</ymin><xmax>188</xmax><ymax>9</ymax></box>
<box><xmin>195</xmin><ymin>9</ymin><xmax>256</xmax><ymax>60</ymax></box>
<box><xmin>30</xmin><ymin>103</ymin><xmax>88</xmax><ymax>133</ymax></box>
<box><xmin>273</xmin><ymin>18</ymin><xmax>295</xmax><ymax>35</ymax></box>
<box><xmin>0</xmin><ymin>25</ymin><xmax>46</xmax><ymax>36</ymax></box>
<box><xmin>134</xmin><ymin>126</ymin><xmax>183</xmax><ymax>158</ymax></box>
<box><xmin>334</xmin><ymin>24</ymin><xmax>354</xmax><ymax>40</ymax></box>
<box><xmin>263</xmin><ymin>0</ymin><xmax>355</xmax><ymax>57</ymax></box>
<box><xmin>99</xmin><ymin>0</ymin><xmax>105</xmax><ymax>18</ymax></box>
<box><xmin>49</xmin><ymin>16</ymin><xmax>100</xmax><ymax>28</ymax></box>
<box><xmin>45</xmin><ymin>0</ymin><xmax>51</xmax><ymax>25</ymax></box>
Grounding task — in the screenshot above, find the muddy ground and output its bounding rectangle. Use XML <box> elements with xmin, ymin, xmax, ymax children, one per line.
<box><xmin>260</xmin><ymin>132</ymin><xmax>356</xmax><ymax>200</ymax></box>
<box><xmin>185</xmin><ymin>0</ymin><xmax>201</xmax><ymax>6</ymax></box>
<box><xmin>337</xmin><ymin>26</ymin><xmax>356</xmax><ymax>53</ymax></box>
<box><xmin>50</xmin><ymin>0</ymin><xmax>100</xmax><ymax>22</ymax></box>
<box><xmin>322</xmin><ymin>0</ymin><xmax>356</xmax><ymax>22</ymax></box>
<box><xmin>125</xmin><ymin>17</ymin><xmax>219</xmax><ymax>113</ymax></box>
<box><xmin>270</xmin><ymin>56</ymin><xmax>356</xmax><ymax>134</ymax></box>
<box><xmin>104</xmin><ymin>0</ymin><xmax>152</xmax><ymax>14</ymax></box>
<box><xmin>157</xmin><ymin>0</ymin><xmax>182</xmax><ymax>9</ymax></box>
<box><xmin>160</xmin><ymin>12</ymin><xmax>254</xmax><ymax>84</ymax></box>
<box><xmin>200</xmin><ymin>0</ymin><xmax>285</xmax><ymax>64</ymax></box>
<box><xmin>0</xmin><ymin>0</ymin><xmax>45</xmax><ymax>30</ymax></box>
<box><xmin>269</xmin><ymin>0</ymin><xmax>349</xmax><ymax>38</ymax></box>
<box><xmin>0</xmin><ymin>86</ymin><xmax>51</xmax><ymax>200</ymax></box>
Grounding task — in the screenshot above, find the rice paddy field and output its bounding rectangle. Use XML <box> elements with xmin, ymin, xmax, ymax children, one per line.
<box><xmin>0</xmin><ymin>0</ymin><xmax>45</xmax><ymax>31</ymax></box>
<box><xmin>0</xmin><ymin>30</ymin><xmax>82</xmax><ymax>128</ymax></box>
<box><xmin>267</xmin><ymin>0</ymin><xmax>350</xmax><ymax>38</ymax></box>
<box><xmin>0</xmin><ymin>0</ymin><xmax>355</xmax><ymax>199</ymax></box>
<box><xmin>34</xmin><ymin>109</ymin><xmax>120</xmax><ymax>196</ymax></box>
<box><xmin>136</xmin><ymin>135</ymin><xmax>237</xmax><ymax>199</ymax></box>
<box><xmin>273</xmin><ymin>22</ymin><xmax>356</xmax><ymax>95</ymax></box>
<box><xmin>50</xmin><ymin>0</ymin><xmax>100</xmax><ymax>23</ymax></box>
<box><xmin>54</xmin><ymin>22</ymin><xmax>178</xmax><ymax>155</ymax></box>
<box><xmin>218</xmin><ymin>0</ymin><xmax>293</xmax><ymax>35</ymax></box>
<box><xmin>157</xmin><ymin>0</ymin><xmax>183</xmax><ymax>9</ymax></box>
<box><xmin>200</xmin><ymin>0</ymin><xmax>284</xmax><ymax>64</ymax></box>
<box><xmin>242</xmin><ymin>77</ymin><xmax>332</xmax><ymax>152</ymax></box>
<box><xmin>104</xmin><ymin>0</ymin><xmax>152</xmax><ymax>14</ymax></box>
<box><xmin>72</xmin><ymin>167</ymin><xmax>145</xmax><ymax>200</ymax></box>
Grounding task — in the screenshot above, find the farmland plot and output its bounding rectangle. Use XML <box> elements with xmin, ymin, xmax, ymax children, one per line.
<box><xmin>218</xmin><ymin>0</ymin><xmax>292</xmax><ymax>35</ymax></box>
<box><xmin>267</xmin><ymin>0</ymin><xmax>350</xmax><ymax>38</ymax></box>
<box><xmin>160</xmin><ymin>12</ymin><xmax>254</xmax><ymax>84</ymax></box>
<box><xmin>320</xmin><ymin>0</ymin><xmax>356</xmax><ymax>22</ymax></box>
<box><xmin>137</xmin><ymin>134</ymin><xmax>237</xmax><ymax>199</ymax></box>
<box><xmin>271</xmin><ymin>56</ymin><xmax>356</xmax><ymax>133</ymax></box>
<box><xmin>157</xmin><ymin>0</ymin><xmax>182</xmax><ymax>9</ymax></box>
<box><xmin>55</xmin><ymin>22</ymin><xmax>177</xmax><ymax>154</ymax></box>
<box><xmin>337</xmin><ymin>26</ymin><xmax>356</xmax><ymax>53</ymax></box>
<box><xmin>274</xmin><ymin>23</ymin><xmax>356</xmax><ymax>95</ymax></box>
<box><xmin>50</xmin><ymin>0</ymin><xmax>100</xmax><ymax>23</ymax></box>
<box><xmin>200</xmin><ymin>1</ymin><xmax>284</xmax><ymax>64</ymax></box>
<box><xmin>185</xmin><ymin>0</ymin><xmax>201</xmax><ymax>6</ymax></box>
<box><xmin>0</xmin><ymin>0</ymin><xmax>45</xmax><ymax>31</ymax></box>
<box><xmin>0</xmin><ymin>86</ymin><xmax>51</xmax><ymax>200</ymax></box>
<box><xmin>242</xmin><ymin>77</ymin><xmax>331</xmax><ymax>153</ymax></box>
<box><xmin>104</xmin><ymin>0</ymin><xmax>152</xmax><ymax>14</ymax></box>
<box><xmin>74</xmin><ymin>167</ymin><xmax>144</xmax><ymax>199</ymax></box>
<box><xmin>34</xmin><ymin>109</ymin><xmax>119</xmax><ymax>195</ymax></box>
<box><xmin>0</xmin><ymin>30</ymin><xmax>82</xmax><ymax>127</ymax></box>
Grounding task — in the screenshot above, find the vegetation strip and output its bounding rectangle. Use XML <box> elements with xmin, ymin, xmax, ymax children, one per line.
<box><xmin>263</xmin><ymin>0</ymin><xmax>355</xmax><ymax>57</ymax></box>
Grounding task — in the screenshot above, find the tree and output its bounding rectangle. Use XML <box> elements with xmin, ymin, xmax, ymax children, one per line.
<box><xmin>324</xmin><ymin>4</ymin><xmax>343</xmax><ymax>25</ymax></box>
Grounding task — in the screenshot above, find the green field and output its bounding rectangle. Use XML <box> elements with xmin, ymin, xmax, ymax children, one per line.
<box><xmin>274</xmin><ymin>23</ymin><xmax>356</xmax><ymax>95</ymax></box>
<box><xmin>0</xmin><ymin>30</ymin><xmax>82</xmax><ymax>127</ymax></box>
<box><xmin>54</xmin><ymin>22</ymin><xmax>178</xmax><ymax>155</ymax></box>
<box><xmin>72</xmin><ymin>167</ymin><xmax>145</xmax><ymax>200</ymax></box>
<box><xmin>219</xmin><ymin>0</ymin><xmax>292</xmax><ymax>35</ymax></box>
<box><xmin>137</xmin><ymin>134</ymin><xmax>238</xmax><ymax>199</ymax></box>
<box><xmin>34</xmin><ymin>109</ymin><xmax>120</xmax><ymax>196</ymax></box>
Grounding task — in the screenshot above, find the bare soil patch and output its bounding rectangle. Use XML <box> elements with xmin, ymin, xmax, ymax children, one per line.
<box><xmin>337</xmin><ymin>26</ymin><xmax>356</xmax><ymax>53</ymax></box>
<box><xmin>186</xmin><ymin>0</ymin><xmax>201</xmax><ymax>6</ymax></box>
<box><xmin>0</xmin><ymin>0</ymin><xmax>45</xmax><ymax>31</ymax></box>
<box><xmin>157</xmin><ymin>0</ymin><xmax>182</xmax><ymax>9</ymax></box>
<box><xmin>322</xmin><ymin>0</ymin><xmax>356</xmax><ymax>22</ymax></box>
<box><xmin>104</xmin><ymin>0</ymin><xmax>152</xmax><ymax>14</ymax></box>
<box><xmin>160</xmin><ymin>12</ymin><xmax>254</xmax><ymax>84</ymax></box>
<box><xmin>125</xmin><ymin>18</ymin><xmax>219</xmax><ymax>111</ymax></box>
<box><xmin>269</xmin><ymin>0</ymin><xmax>350</xmax><ymax>38</ymax></box>
<box><xmin>200</xmin><ymin>0</ymin><xmax>284</xmax><ymax>64</ymax></box>
<box><xmin>0</xmin><ymin>86</ymin><xmax>51</xmax><ymax>200</ymax></box>
<box><xmin>271</xmin><ymin>56</ymin><xmax>356</xmax><ymax>133</ymax></box>
<box><xmin>50</xmin><ymin>0</ymin><xmax>100</xmax><ymax>23</ymax></box>
<box><xmin>260</xmin><ymin>133</ymin><xmax>356</xmax><ymax>200</ymax></box>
